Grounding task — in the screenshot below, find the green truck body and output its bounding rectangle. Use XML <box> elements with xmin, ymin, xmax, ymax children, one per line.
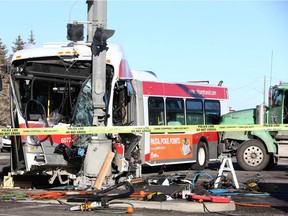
<box><xmin>219</xmin><ymin>83</ymin><xmax>288</xmax><ymax>171</ymax></box>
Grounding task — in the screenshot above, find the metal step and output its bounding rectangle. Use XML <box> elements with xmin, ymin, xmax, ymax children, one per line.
<box><xmin>275</xmin><ymin>131</ymin><xmax>288</xmax><ymax>140</ymax></box>
<box><xmin>276</xmin><ymin>141</ymin><xmax>288</xmax><ymax>157</ymax></box>
<box><xmin>42</xmin><ymin>142</ymin><xmax>68</xmax><ymax>166</ymax></box>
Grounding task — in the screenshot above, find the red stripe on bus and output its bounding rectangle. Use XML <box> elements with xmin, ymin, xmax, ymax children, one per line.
<box><xmin>191</xmin><ymin>132</ymin><xmax>219</xmax><ymax>144</ymax></box>
<box><xmin>19</xmin><ymin>122</ymin><xmax>72</xmax><ymax>146</ymax></box>
<box><xmin>142</xmin><ymin>81</ymin><xmax>228</xmax><ymax>99</ymax></box>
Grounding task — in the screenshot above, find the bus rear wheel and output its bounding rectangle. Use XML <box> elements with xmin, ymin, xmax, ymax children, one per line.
<box><xmin>192</xmin><ymin>142</ymin><xmax>208</xmax><ymax>170</ymax></box>
<box><xmin>236</xmin><ymin>139</ymin><xmax>269</xmax><ymax>171</ymax></box>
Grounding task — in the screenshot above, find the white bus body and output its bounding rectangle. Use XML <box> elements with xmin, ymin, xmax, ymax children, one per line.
<box><xmin>8</xmin><ymin>41</ymin><xmax>229</xmax><ymax>186</ymax></box>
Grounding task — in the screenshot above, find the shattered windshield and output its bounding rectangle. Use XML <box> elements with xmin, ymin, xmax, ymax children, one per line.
<box><xmin>72</xmin><ymin>76</ymin><xmax>93</xmax><ymax>148</ymax></box>
<box><xmin>73</xmin><ymin>77</ymin><xmax>93</xmax><ymax>126</ymax></box>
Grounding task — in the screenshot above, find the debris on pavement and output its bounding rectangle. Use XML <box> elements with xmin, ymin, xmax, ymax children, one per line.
<box><xmin>1</xmin><ymin>169</ymin><xmax>287</xmax><ymax>214</ymax></box>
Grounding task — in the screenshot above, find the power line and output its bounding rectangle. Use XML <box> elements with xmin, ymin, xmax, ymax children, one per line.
<box><xmin>230</xmin><ymin>78</ymin><xmax>263</xmax><ymax>91</ymax></box>
<box><xmin>69</xmin><ymin>0</ymin><xmax>80</xmax><ymax>23</ymax></box>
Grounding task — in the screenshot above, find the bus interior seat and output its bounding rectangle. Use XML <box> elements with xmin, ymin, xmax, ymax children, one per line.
<box><xmin>25</xmin><ymin>99</ymin><xmax>46</xmax><ymax>121</ymax></box>
<box><xmin>187</xmin><ymin>113</ymin><xmax>204</xmax><ymax>125</ymax></box>
<box><xmin>176</xmin><ymin>113</ymin><xmax>184</xmax><ymax>125</ymax></box>
<box><xmin>168</xmin><ymin>121</ymin><xmax>181</xmax><ymax>125</ymax></box>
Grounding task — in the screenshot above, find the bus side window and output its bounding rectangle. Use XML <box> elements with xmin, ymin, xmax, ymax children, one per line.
<box><xmin>166</xmin><ymin>98</ymin><xmax>184</xmax><ymax>125</ymax></box>
<box><xmin>187</xmin><ymin>113</ymin><xmax>204</xmax><ymax>125</ymax></box>
<box><xmin>204</xmin><ymin>100</ymin><xmax>220</xmax><ymax>125</ymax></box>
<box><xmin>176</xmin><ymin>113</ymin><xmax>184</xmax><ymax>125</ymax></box>
<box><xmin>205</xmin><ymin>113</ymin><xmax>220</xmax><ymax>124</ymax></box>
<box><xmin>148</xmin><ymin>97</ymin><xmax>164</xmax><ymax>125</ymax></box>
<box><xmin>168</xmin><ymin>120</ymin><xmax>181</xmax><ymax>125</ymax></box>
<box><xmin>186</xmin><ymin>99</ymin><xmax>203</xmax><ymax>125</ymax></box>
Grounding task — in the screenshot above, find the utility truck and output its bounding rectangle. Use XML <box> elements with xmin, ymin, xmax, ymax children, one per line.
<box><xmin>219</xmin><ymin>82</ymin><xmax>288</xmax><ymax>171</ymax></box>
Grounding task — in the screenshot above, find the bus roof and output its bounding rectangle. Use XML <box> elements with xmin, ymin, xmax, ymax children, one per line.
<box><xmin>131</xmin><ymin>70</ymin><xmax>158</xmax><ymax>81</ymax></box>
<box><xmin>11</xmin><ymin>42</ymin><xmax>134</xmax><ymax>80</ymax></box>
<box><xmin>11</xmin><ymin>42</ymin><xmax>123</xmax><ymax>63</ymax></box>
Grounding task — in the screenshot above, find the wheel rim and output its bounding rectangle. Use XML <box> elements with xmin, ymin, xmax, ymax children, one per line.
<box><xmin>198</xmin><ymin>147</ymin><xmax>206</xmax><ymax>166</ymax></box>
<box><xmin>243</xmin><ymin>145</ymin><xmax>264</xmax><ymax>167</ymax></box>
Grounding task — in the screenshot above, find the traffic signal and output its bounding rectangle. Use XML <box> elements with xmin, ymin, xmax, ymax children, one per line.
<box><xmin>94</xmin><ymin>27</ymin><xmax>115</xmax><ymax>46</ymax></box>
<box><xmin>67</xmin><ymin>23</ymin><xmax>84</xmax><ymax>42</ymax></box>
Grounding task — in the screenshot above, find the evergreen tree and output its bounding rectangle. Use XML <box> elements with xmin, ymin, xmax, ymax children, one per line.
<box><xmin>28</xmin><ymin>30</ymin><xmax>36</xmax><ymax>45</ymax></box>
<box><xmin>12</xmin><ymin>35</ymin><xmax>25</xmax><ymax>53</ymax></box>
<box><xmin>0</xmin><ymin>38</ymin><xmax>8</xmax><ymax>65</ymax></box>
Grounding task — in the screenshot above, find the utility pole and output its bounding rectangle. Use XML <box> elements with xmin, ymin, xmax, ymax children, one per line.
<box><xmin>263</xmin><ymin>75</ymin><xmax>266</xmax><ymax>105</ymax></box>
<box><xmin>86</xmin><ymin>0</ymin><xmax>93</xmax><ymax>43</ymax></box>
<box><xmin>270</xmin><ymin>50</ymin><xmax>273</xmax><ymax>87</ymax></box>
<box><xmin>91</xmin><ymin>0</ymin><xmax>109</xmax><ymax>131</ymax></box>
<box><xmin>84</xmin><ymin>0</ymin><xmax>115</xmax><ymax>179</ymax></box>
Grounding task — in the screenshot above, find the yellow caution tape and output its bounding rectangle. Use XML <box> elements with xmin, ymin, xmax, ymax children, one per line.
<box><xmin>0</xmin><ymin>124</ymin><xmax>288</xmax><ymax>136</ymax></box>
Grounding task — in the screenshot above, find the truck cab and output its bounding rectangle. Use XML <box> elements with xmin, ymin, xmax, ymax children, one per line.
<box><xmin>268</xmin><ymin>84</ymin><xmax>288</xmax><ymax>124</ymax></box>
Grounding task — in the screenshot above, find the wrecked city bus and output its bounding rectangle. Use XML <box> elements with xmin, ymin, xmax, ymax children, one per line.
<box><xmin>8</xmin><ymin>42</ymin><xmax>141</xmax><ymax>187</ymax></box>
<box><xmin>6</xmin><ymin>41</ymin><xmax>230</xmax><ymax>187</ymax></box>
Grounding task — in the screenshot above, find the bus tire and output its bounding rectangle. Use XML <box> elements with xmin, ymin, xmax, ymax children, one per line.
<box><xmin>236</xmin><ymin>139</ymin><xmax>269</xmax><ymax>171</ymax></box>
<box><xmin>192</xmin><ymin>142</ymin><xmax>208</xmax><ymax>170</ymax></box>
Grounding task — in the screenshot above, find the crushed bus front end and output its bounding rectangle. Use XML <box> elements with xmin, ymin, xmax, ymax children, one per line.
<box><xmin>9</xmin><ymin>42</ymin><xmax>141</xmax><ymax>188</ymax></box>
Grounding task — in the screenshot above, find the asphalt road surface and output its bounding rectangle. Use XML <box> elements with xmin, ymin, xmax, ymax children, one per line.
<box><xmin>0</xmin><ymin>152</ymin><xmax>287</xmax><ymax>216</ymax></box>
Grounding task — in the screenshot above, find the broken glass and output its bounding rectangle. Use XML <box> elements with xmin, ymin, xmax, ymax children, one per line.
<box><xmin>71</xmin><ymin>77</ymin><xmax>93</xmax><ymax>148</ymax></box>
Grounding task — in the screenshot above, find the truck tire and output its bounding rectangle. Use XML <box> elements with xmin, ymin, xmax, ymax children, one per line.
<box><xmin>264</xmin><ymin>155</ymin><xmax>278</xmax><ymax>170</ymax></box>
<box><xmin>236</xmin><ymin>139</ymin><xmax>269</xmax><ymax>171</ymax></box>
<box><xmin>192</xmin><ymin>142</ymin><xmax>208</xmax><ymax>170</ymax></box>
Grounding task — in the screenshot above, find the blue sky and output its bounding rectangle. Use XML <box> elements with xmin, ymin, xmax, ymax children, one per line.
<box><xmin>1</xmin><ymin>0</ymin><xmax>288</xmax><ymax>111</ymax></box>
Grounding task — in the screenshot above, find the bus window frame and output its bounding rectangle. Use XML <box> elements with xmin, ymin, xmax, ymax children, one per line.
<box><xmin>166</xmin><ymin>98</ymin><xmax>185</xmax><ymax>125</ymax></box>
<box><xmin>148</xmin><ymin>96</ymin><xmax>221</xmax><ymax>126</ymax></box>
<box><xmin>204</xmin><ymin>100</ymin><xmax>221</xmax><ymax>124</ymax></box>
<box><xmin>148</xmin><ymin>97</ymin><xmax>165</xmax><ymax>126</ymax></box>
<box><xmin>186</xmin><ymin>99</ymin><xmax>204</xmax><ymax>125</ymax></box>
